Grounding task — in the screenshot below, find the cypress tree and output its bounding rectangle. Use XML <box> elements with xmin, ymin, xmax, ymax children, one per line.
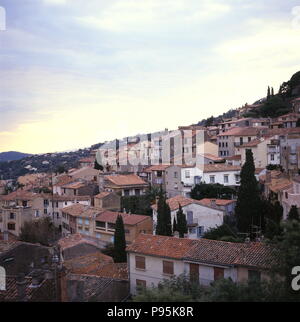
<box><xmin>155</xmin><ymin>188</ymin><xmax>172</xmax><ymax>236</ymax></box>
<box><xmin>94</xmin><ymin>159</ymin><xmax>103</xmax><ymax>171</ymax></box>
<box><xmin>176</xmin><ymin>204</ymin><xmax>188</xmax><ymax>238</ymax></box>
<box><xmin>173</xmin><ymin>216</ymin><xmax>177</xmax><ymax>234</ymax></box>
<box><xmin>288</xmin><ymin>205</ymin><xmax>299</xmax><ymax>221</ymax></box>
<box><xmin>267</xmin><ymin>86</ymin><xmax>271</xmax><ymax>100</ymax></box>
<box><xmin>113</xmin><ymin>215</ymin><xmax>127</xmax><ymax>263</ymax></box>
<box><xmin>235</xmin><ymin>149</ymin><xmax>262</xmax><ymax>236</ymax></box>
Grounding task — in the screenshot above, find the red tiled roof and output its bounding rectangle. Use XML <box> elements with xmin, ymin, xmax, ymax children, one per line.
<box><xmin>94</xmin><ymin>192</ymin><xmax>113</xmax><ymax>199</ymax></box>
<box><xmin>126</xmin><ymin>234</ymin><xmax>199</xmax><ymax>259</ymax></box>
<box><xmin>0</xmin><ymin>190</ymin><xmax>38</xmax><ymax>201</ymax></box>
<box><xmin>58</xmin><ymin>233</ymin><xmax>101</xmax><ymax>251</ymax></box>
<box><xmin>96</xmin><ymin>211</ymin><xmax>150</xmax><ymax>226</ymax></box>
<box><xmin>144</xmin><ymin>165</ymin><xmax>171</xmax><ymax>172</ymax></box>
<box><xmin>127</xmin><ymin>234</ymin><xmax>275</xmax><ymax>269</ymax></box>
<box><xmin>217</xmin><ymin>127</ymin><xmax>266</xmax><ymax>137</ymax></box>
<box><xmin>105</xmin><ymin>174</ymin><xmax>147</xmax><ymax>187</ymax></box>
<box><xmin>151</xmin><ymin>195</ymin><xmax>223</xmax><ymax>212</ymax></box>
<box><xmin>198</xmin><ymin>198</ymin><xmax>236</xmax><ymax>207</ymax></box>
<box><xmin>203</xmin><ymin>164</ymin><xmax>241</xmax><ymax>172</ymax></box>
<box><xmin>224</xmin><ymin>155</ymin><xmax>241</xmax><ymax>161</ymax></box>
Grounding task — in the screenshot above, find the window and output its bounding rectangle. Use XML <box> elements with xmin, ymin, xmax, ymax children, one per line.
<box><xmin>107</xmin><ymin>223</ymin><xmax>116</xmax><ymax>230</ymax></box>
<box><xmin>248</xmin><ymin>270</ymin><xmax>261</xmax><ymax>283</ymax></box>
<box><xmin>22</xmin><ymin>201</ymin><xmax>28</xmax><ymax>207</ymax></box>
<box><xmin>96</xmin><ymin>233</ymin><xmax>101</xmax><ymax>239</ymax></box>
<box><xmin>187</xmin><ymin>211</ymin><xmax>193</xmax><ymax>225</ymax></box>
<box><xmin>85</xmin><ymin>219</ymin><xmax>90</xmax><ymax>225</ymax></box>
<box><xmin>136</xmin><ymin>279</ymin><xmax>146</xmax><ymax>290</ymax></box>
<box><xmin>135</xmin><ymin>256</ymin><xmax>146</xmax><ymax>270</ymax></box>
<box><xmin>9</xmin><ymin>213</ymin><xmax>15</xmax><ymax>220</ymax></box>
<box><xmin>163</xmin><ymin>261</ymin><xmax>174</xmax><ymax>275</ymax></box>
<box><xmin>7</xmin><ymin>223</ymin><xmax>15</xmax><ymax>231</ymax></box>
<box><xmin>78</xmin><ymin>217</ymin><xmax>83</xmax><ymax>224</ymax></box>
<box><xmin>174</xmin><ymin>172</ymin><xmax>178</xmax><ymax>178</ymax></box>
<box><xmin>214</xmin><ymin>267</ymin><xmax>224</xmax><ymax>280</ymax></box>
<box><xmin>44</xmin><ymin>209</ymin><xmax>47</xmax><ymax>215</ymax></box>
<box><xmin>96</xmin><ymin>221</ymin><xmax>105</xmax><ymax>229</ymax></box>
<box><xmin>185</xmin><ymin>170</ymin><xmax>190</xmax><ymax>178</ymax></box>
<box><xmin>248</xmin><ymin>137</ymin><xmax>251</xmax><ymax>142</ymax></box>
<box><xmin>271</xmin><ymin>154</ymin><xmax>274</xmax><ymax>161</ymax></box>
<box><xmin>224</xmin><ymin>175</ymin><xmax>229</xmax><ymax>184</ymax></box>
<box><xmin>135</xmin><ymin>189</ymin><xmax>140</xmax><ymax>196</ymax></box>
<box><xmin>209</xmin><ymin>176</ymin><xmax>215</xmax><ymax>184</ymax></box>
<box><xmin>124</xmin><ymin>189</ymin><xmax>130</xmax><ymax>196</ymax></box>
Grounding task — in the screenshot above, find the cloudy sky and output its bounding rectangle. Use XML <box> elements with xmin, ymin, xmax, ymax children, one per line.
<box><xmin>0</xmin><ymin>0</ymin><xmax>300</xmax><ymax>153</ymax></box>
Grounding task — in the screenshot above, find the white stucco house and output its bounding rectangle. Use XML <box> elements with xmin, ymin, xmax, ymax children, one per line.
<box><xmin>152</xmin><ymin>195</ymin><xmax>224</xmax><ymax>238</ymax></box>
<box><xmin>126</xmin><ymin>234</ymin><xmax>273</xmax><ymax>295</ymax></box>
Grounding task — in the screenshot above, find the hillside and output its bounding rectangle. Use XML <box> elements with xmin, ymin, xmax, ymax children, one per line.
<box><xmin>0</xmin><ymin>151</ymin><xmax>32</xmax><ymax>162</ymax></box>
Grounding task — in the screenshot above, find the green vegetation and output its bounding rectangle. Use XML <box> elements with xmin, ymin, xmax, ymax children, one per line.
<box><xmin>287</xmin><ymin>205</ymin><xmax>299</xmax><ymax>221</ymax></box>
<box><xmin>155</xmin><ymin>188</ymin><xmax>172</xmax><ymax>236</ymax></box>
<box><xmin>175</xmin><ymin>204</ymin><xmax>188</xmax><ymax>238</ymax></box>
<box><xmin>113</xmin><ymin>215</ymin><xmax>127</xmax><ymax>263</ymax></box>
<box><xmin>235</xmin><ymin>149</ymin><xmax>262</xmax><ymax>236</ymax></box>
<box><xmin>19</xmin><ymin>217</ymin><xmax>59</xmax><ymax>246</ymax></box>
<box><xmin>190</xmin><ymin>183</ymin><xmax>236</xmax><ymax>200</ymax></box>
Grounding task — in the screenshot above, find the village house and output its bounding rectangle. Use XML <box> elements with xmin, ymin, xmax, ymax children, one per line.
<box><xmin>0</xmin><ymin>191</ymin><xmax>46</xmax><ymax>236</ymax></box>
<box><xmin>68</xmin><ymin>166</ymin><xmax>100</xmax><ymax>183</ymax></box>
<box><xmin>197</xmin><ymin>198</ymin><xmax>236</xmax><ymax>217</ymax></box>
<box><xmin>93</xmin><ymin>191</ymin><xmax>121</xmax><ymax>211</ymax></box>
<box><xmin>61</xmin><ymin>204</ymin><xmax>152</xmax><ymax>244</ymax></box>
<box><xmin>99</xmin><ymin>174</ymin><xmax>148</xmax><ymax>197</ymax></box>
<box><xmin>217</xmin><ymin>127</ymin><xmax>266</xmax><ymax>157</ymax></box>
<box><xmin>152</xmin><ymin>195</ymin><xmax>224</xmax><ymax>238</ymax></box>
<box><xmin>202</xmin><ymin>164</ymin><xmax>241</xmax><ymax>187</ymax></box>
<box><xmin>126</xmin><ymin>234</ymin><xmax>274</xmax><ymax>294</ymax></box>
<box><xmin>281</xmin><ymin>176</ymin><xmax>300</xmax><ymax>220</ymax></box>
<box><xmin>235</xmin><ymin>136</ymin><xmax>280</xmax><ymax>168</ymax></box>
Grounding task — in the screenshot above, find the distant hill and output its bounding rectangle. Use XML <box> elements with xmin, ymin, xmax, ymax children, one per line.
<box><xmin>0</xmin><ymin>151</ymin><xmax>32</xmax><ymax>162</ymax></box>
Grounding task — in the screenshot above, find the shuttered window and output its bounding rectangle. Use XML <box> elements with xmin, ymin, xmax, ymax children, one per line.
<box><xmin>163</xmin><ymin>260</ymin><xmax>174</xmax><ymax>275</ymax></box>
<box><xmin>135</xmin><ymin>256</ymin><xmax>146</xmax><ymax>270</ymax></box>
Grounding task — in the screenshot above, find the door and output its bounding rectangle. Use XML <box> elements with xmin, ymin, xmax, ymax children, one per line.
<box><xmin>190</xmin><ymin>263</ymin><xmax>199</xmax><ymax>284</ymax></box>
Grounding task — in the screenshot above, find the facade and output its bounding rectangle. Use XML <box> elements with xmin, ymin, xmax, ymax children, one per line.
<box><xmin>197</xmin><ymin>198</ymin><xmax>236</xmax><ymax>217</ymax></box>
<box><xmin>281</xmin><ymin>176</ymin><xmax>300</xmax><ymax>220</ymax></box>
<box><xmin>127</xmin><ymin>234</ymin><xmax>274</xmax><ymax>295</ymax></box>
<box><xmin>93</xmin><ymin>191</ymin><xmax>121</xmax><ymax>211</ymax></box>
<box><xmin>152</xmin><ymin>195</ymin><xmax>224</xmax><ymax>238</ymax></box>
<box><xmin>61</xmin><ymin>204</ymin><xmax>152</xmax><ymax>244</ymax></box>
<box><xmin>202</xmin><ymin>164</ymin><xmax>241</xmax><ymax>186</ymax></box>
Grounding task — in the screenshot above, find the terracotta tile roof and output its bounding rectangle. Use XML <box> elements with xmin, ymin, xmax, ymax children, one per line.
<box><xmin>239</xmin><ymin>138</ymin><xmax>263</xmax><ymax>148</ymax></box>
<box><xmin>203</xmin><ymin>164</ymin><xmax>241</xmax><ymax>172</ymax></box>
<box><xmin>61</xmin><ymin>181</ymin><xmax>87</xmax><ymax>190</ymax></box>
<box><xmin>94</xmin><ymin>192</ymin><xmax>113</xmax><ymax>199</ymax></box>
<box><xmin>0</xmin><ymin>190</ymin><xmax>38</xmax><ymax>201</ymax></box>
<box><xmin>127</xmin><ymin>234</ymin><xmax>275</xmax><ymax>269</ymax></box>
<box><xmin>64</xmin><ymin>252</ymin><xmax>113</xmax><ymax>273</ymax></box>
<box><xmin>224</xmin><ymin>155</ymin><xmax>241</xmax><ymax>161</ymax></box>
<box><xmin>105</xmin><ymin>174</ymin><xmax>147</xmax><ymax>187</ymax></box>
<box><xmin>58</xmin><ymin>233</ymin><xmax>101</xmax><ymax>251</ymax></box>
<box><xmin>126</xmin><ymin>234</ymin><xmax>199</xmax><ymax>259</ymax></box>
<box><xmin>91</xmin><ymin>263</ymin><xmax>128</xmax><ymax>280</ymax></box>
<box><xmin>61</xmin><ymin>204</ymin><xmax>102</xmax><ymax>218</ymax></box>
<box><xmin>217</xmin><ymin>127</ymin><xmax>265</xmax><ymax>137</ymax></box>
<box><xmin>267</xmin><ymin>178</ymin><xmax>293</xmax><ymax>193</ymax></box>
<box><xmin>144</xmin><ymin>165</ymin><xmax>171</xmax><ymax>172</ymax></box>
<box><xmin>202</xmin><ymin>153</ymin><xmax>224</xmax><ymax>161</ymax></box>
<box><xmin>198</xmin><ymin>198</ymin><xmax>236</xmax><ymax>207</ymax></box>
<box><xmin>96</xmin><ymin>211</ymin><xmax>150</xmax><ymax>226</ymax></box>
<box><xmin>184</xmin><ymin>239</ymin><xmax>275</xmax><ymax>269</ymax></box>
<box><xmin>54</xmin><ymin>175</ymin><xmax>74</xmax><ymax>187</ymax></box>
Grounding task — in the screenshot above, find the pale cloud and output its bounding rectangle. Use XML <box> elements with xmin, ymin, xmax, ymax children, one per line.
<box><xmin>77</xmin><ymin>0</ymin><xmax>232</xmax><ymax>32</ymax></box>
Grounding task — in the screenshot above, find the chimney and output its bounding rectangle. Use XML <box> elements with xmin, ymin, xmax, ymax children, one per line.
<box><xmin>16</xmin><ymin>273</ymin><xmax>27</xmax><ymax>302</ymax></box>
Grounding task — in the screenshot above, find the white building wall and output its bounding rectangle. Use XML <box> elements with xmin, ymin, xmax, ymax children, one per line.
<box><xmin>129</xmin><ymin>253</ymin><xmax>185</xmax><ymax>295</ymax></box>
<box><xmin>202</xmin><ymin>171</ymin><xmax>240</xmax><ymax>186</ymax></box>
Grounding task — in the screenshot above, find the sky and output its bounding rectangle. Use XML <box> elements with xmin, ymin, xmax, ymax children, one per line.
<box><xmin>0</xmin><ymin>0</ymin><xmax>300</xmax><ymax>154</ymax></box>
